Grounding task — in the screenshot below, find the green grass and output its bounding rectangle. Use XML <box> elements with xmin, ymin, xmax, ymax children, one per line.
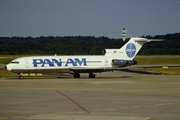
<box><xmin>132</xmin><ymin>55</ymin><xmax>180</xmax><ymax>75</ymax></box>
<box><xmin>0</xmin><ymin>70</ymin><xmax>18</xmax><ymax>77</ymax></box>
<box><xmin>133</xmin><ymin>55</ymin><xmax>180</xmax><ymax>74</ymax></box>
<box><xmin>0</xmin><ymin>55</ymin><xmax>29</xmax><ymax>64</ymax></box>
<box><xmin>131</xmin><ymin>68</ymin><xmax>180</xmax><ymax>75</ymax></box>
<box><xmin>0</xmin><ymin>57</ymin><xmax>16</xmax><ymax>64</ymax></box>
<box><xmin>134</xmin><ymin>55</ymin><xmax>180</xmax><ymax>65</ymax></box>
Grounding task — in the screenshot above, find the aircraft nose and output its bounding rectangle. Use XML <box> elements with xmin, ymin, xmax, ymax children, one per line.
<box><xmin>5</xmin><ymin>65</ymin><xmax>11</xmax><ymax>71</ymax></box>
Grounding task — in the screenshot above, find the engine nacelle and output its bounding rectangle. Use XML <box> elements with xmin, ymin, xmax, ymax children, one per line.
<box><xmin>102</xmin><ymin>49</ymin><xmax>119</xmax><ymax>55</ymax></box>
<box><xmin>112</xmin><ymin>59</ymin><xmax>137</xmax><ymax>66</ymax></box>
<box><xmin>128</xmin><ymin>60</ymin><xmax>137</xmax><ymax>65</ymax></box>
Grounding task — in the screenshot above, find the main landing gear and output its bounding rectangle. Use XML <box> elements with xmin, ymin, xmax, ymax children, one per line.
<box><xmin>89</xmin><ymin>73</ymin><xmax>96</xmax><ymax>78</ymax></box>
<box><xmin>73</xmin><ymin>73</ymin><xmax>96</xmax><ymax>78</ymax></box>
<box><xmin>73</xmin><ymin>73</ymin><xmax>80</xmax><ymax>78</ymax></box>
<box><xmin>19</xmin><ymin>75</ymin><xmax>24</xmax><ymax>79</ymax></box>
<box><xmin>18</xmin><ymin>73</ymin><xmax>24</xmax><ymax>79</ymax></box>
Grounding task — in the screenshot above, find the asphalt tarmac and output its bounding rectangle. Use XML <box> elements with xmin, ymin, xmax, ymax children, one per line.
<box><xmin>0</xmin><ymin>71</ymin><xmax>180</xmax><ymax>120</ymax></box>
<box><xmin>0</xmin><ymin>63</ymin><xmax>5</xmax><ymax>70</ymax></box>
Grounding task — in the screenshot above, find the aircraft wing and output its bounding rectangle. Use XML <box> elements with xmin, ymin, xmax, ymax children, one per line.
<box><xmin>69</xmin><ymin>66</ymin><xmax>114</xmax><ymax>73</ymax></box>
<box><xmin>69</xmin><ymin>64</ymin><xmax>180</xmax><ymax>73</ymax></box>
<box><xmin>107</xmin><ymin>64</ymin><xmax>180</xmax><ymax>70</ymax></box>
<box><xmin>128</xmin><ymin>64</ymin><xmax>180</xmax><ymax>69</ymax></box>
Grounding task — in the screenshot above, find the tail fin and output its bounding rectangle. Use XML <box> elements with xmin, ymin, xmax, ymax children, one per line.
<box><xmin>118</xmin><ymin>37</ymin><xmax>162</xmax><ymax>60</ymax></box>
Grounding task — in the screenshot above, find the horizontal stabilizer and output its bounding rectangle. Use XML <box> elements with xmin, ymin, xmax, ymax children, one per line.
<box><xmin>134</xmin><ymin>38</ymin><xmax>163</xmax><ymax>42</ymax></box>
<box><xmin>146</xmin><ymin>39</ymin><xmax>164</xmax><ymax>42</ymax></box>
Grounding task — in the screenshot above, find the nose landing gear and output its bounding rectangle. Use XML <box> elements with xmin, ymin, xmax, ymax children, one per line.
<box><xmin>73</xmin><ymin>73</ymin><xmax>80</xmax><ymax>78</ymax></box>
<box><xmin>19</xmin><ymin>75</ymin><xmax>24</xmax><ymax>79</ymax></box>
<box><xmin>18</xmin><ymin>73</ymin><xmax>24</xmax><ymax>79</ymax></box>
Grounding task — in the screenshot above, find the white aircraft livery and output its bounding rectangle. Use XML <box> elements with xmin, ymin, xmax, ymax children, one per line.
<box><xmin>5</xmin><ymin>37</ymin><xmax>160</xmax><ymax>79</ymax></box>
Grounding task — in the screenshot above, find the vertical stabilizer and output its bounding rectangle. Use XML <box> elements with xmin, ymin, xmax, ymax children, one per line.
<box><xmin>118</xmin><ymin>37</ymin><xmax>151</xmax><ymax>60</ymax></box>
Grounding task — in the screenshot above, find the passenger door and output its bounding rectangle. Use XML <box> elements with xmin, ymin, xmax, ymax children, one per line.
<box><xmin>24</xmin><ymin>59</ymin><xmax>29</xmax><ymax>68</ymax></box>
<box><xmin>105</xmin><ymin>59</ymin><xmax>108</xmax><ymax>66</ymax></box>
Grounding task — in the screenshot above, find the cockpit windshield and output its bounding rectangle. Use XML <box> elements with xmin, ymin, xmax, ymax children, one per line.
<box><xmin>10</xmin><ymin>61</ymin><xmax>19</xmax><ymax>64</ymax></box>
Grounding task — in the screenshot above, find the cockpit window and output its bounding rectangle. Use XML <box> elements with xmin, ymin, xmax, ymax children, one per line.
<box><xmin>10</xmin><ymin>61</ymin><xmax>19</xmax><ymax>64</ymax></box>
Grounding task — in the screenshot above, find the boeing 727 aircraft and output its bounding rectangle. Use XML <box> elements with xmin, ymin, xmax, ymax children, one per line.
<box><xmin>5</xmin><ymin>37</ymin><xmax>160</xmax><ymax>79</ymax></box>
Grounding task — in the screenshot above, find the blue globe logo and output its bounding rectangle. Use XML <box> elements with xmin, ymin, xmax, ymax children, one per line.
<box><xmin>126</xmin><ymin>43</ymin><xmax>136</xmax><ymax>58</ymax></box>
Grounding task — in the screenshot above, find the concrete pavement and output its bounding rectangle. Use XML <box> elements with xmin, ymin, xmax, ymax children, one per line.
<box><xmin>0</xmin><ymin>71</ymin><xmax>180</xmax><ymax>120</ymax></box>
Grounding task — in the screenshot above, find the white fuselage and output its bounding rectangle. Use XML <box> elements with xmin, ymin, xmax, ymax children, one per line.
<box><xmin>6</xmin><ymin>55</ymin><xmax>124</xmax><ymax>73</ymax></box>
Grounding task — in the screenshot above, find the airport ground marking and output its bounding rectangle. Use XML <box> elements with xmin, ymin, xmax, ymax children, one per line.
<box><xmin>13</xmin><ymin>116</ymin><xmax>26</xmax><ymax>119</ymax></box>
<box><xmin>47</xmin><ymin>113</ymin><xmax>58</xmax><ymax>116</ymax></box>
<box><xmin>91</xmin><ymin>101</ymin><xmax>180</xmax><ymax>113</ymax></box>
<box><xmin>77</xmin><ymin>111</ymin><xmax>87</xmax><ymax>114</ymax></box>
<box><xmin>55</xmin><ymin>90</ymin><xmax>90</xmax><ymax>114</ymax></box>
<box><xmin>62</xmin><ymin>112</ymin><xmax>75</xmax><ymax>115</ymax></box>
<box><xmin>166</xmin><ymin>103</ymin><xmax>174</xmax><ymax>105</ymax></box>
<box><xmin>105</xmin><ymin>108</ymin><xmax>116</xmax><ymax>111</ymax></box>
<box><xmin>92</xmin><ymin>110</ymin><xmax>102</xmax><ymax>112</ymax></box>
<box><xmin>30</xmin><ymin>114</ymin><xmax>43</xmax><ymax>117</ymax></box>
<box><xmin>119</xmin><ymin>107</ymin><xmax>128</xmax><ymax>110</ymax></box>
<box><xmin>0</xmin><ymin>118</ymin><xmax>7</xmax><ymax>120</ymax></box>
<box><xmin>155</xmin><ymin>104</ymin><xmax>164</xmax><ymax>106</ymax></box>
<box><xmin>131</xmin><ymin>106</ymin><xmax>140</xmax><ymax>108</ymax></box>
<box><xmin>143</xmin><ymin>105</ymin><xmax>152</xmax><ymax>107</ymax></box>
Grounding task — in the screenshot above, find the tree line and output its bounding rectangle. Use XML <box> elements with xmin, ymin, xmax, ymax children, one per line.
<box><xmin>0</xmin><ymin>33</ymin><xmax>180</xmax><ymax>55</ymax></box>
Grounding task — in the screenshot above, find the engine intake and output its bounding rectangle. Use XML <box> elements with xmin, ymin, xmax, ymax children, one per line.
<box><xmin>102</xmin><ymin>49</ymin><xmax>119</xmax><ymax>55</ymax></box>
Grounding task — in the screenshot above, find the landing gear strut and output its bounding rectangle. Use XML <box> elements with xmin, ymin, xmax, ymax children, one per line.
<box><xmin>18</xmin><ymin>73</ymin><xmax>24</xmax><ymax>79</ymax></box>
<box><xmin>89</xmin><ymin>73</ymin><xmax>96</xmax><ymax>78</ymax></box>
<box><xmin>19</xmin><ymin>75</ymin><xmax>24</xmax><ymax>79</ymax></box>
<box><xmin>73</xmin><ymin>73</ymin><xmax>96</xmax><ymax>78</ymax></box>
<box><xmin>73</xmin><ymin>73</ymin><xmax>80</xmax><ymax>78</ymax></box>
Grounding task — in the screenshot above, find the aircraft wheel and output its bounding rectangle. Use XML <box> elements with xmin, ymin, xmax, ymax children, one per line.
<box><xmin>89</xmin><ymin>73</ymin><xmax>95</xmax><ymax>78</ymax></box>
<box><xmin>19</xmin><ymin>75</ymin><xmax>24</xmax><ymax>79</ymax></box>
<box><xmin>74</xmin><ymin>73</ymin><xmax>80</xmax><ymax>78</ymax></box>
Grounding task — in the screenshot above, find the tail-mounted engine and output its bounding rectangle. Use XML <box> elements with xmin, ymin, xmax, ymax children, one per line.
<box><xmin>111</xmin><ymin>59</ymin><xmax>137</xmax><ymax>67</ymax></box>
<box><xmin>102</xmin><ymin>49</ymin><xmax>119</xmax><ymax>55</ymax></box>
